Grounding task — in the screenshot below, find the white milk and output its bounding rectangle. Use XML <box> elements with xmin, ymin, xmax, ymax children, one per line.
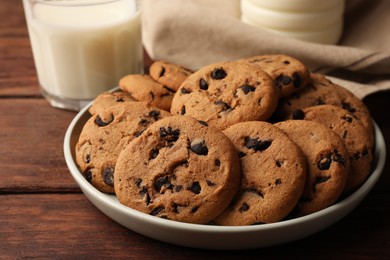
<box><xmin>23</xmin><ymin>0</ymin><xmax>143</xmax><ymax>110</ymax></box>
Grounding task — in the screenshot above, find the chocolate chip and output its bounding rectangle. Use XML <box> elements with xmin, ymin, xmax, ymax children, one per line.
<box><xmin>317</xmin><ymin>154</ymin><xmax>331</xmax><ymax>170</ymax></box>
<box><xmin>191</xmin><ymin>206</ymin><xmax>199</xmax><ymax>213</ymax></box>
<box><xmin>292</xmin><ymin>72</ymin><xmax>302</xmax><ymax>88</ymax></box>
<box><xmin>159</xmin><ymin>66</ymin><xmax>166</xmax><ymax>77</ymax></box>
<box><xmin>214</xmin><ymin>159</ymin><xmax>221</xmax><ymax>167</ymax></box>
<box><xmin>211</xmin><ymin>68</ymin><xmax>227</xmax><ymax>80</ymax></box>
<box><xmin>148</xmin><ymin>110</ymin><xmax>161</xmax><ymax>120</ymax></box>
<box><xmin>134</xmin><ymin>130</ymin><xmax>144</xmax><ymax>137</ymax></box>
<box><xmin>199</xmin><ymin>78</ymin><xmax>208</xmax><ymax>90</ymax></box>
<box><xmin>190</xmin><ymin>139</ymin><xmax>208</xmax><ymax>155</ymax></box>
<box><xmin>353</xmin><ymin>152</ymin><xmax>361</xmax><ymax>160</ymax></box>
<box><xmin>244</xmin><ymin>137</ymin><xmax>272</xmax><ymax>152</ymax></box>
<box><xmin>240</xmin><ymin>85</ymin><xmax>256</xmax><ymax>94</ymax></box>
<box><xmin>154</xmin><ymin>175</ymin><xmax>173</xmax><ymax>193</ymax></box>
<box><xmin>292</xmin><ymin>109</ymin><xmax>305</xmax><ymax>120</ymax></box>
<box><xmin>332</xmin><ymin>150</ymin><xmax>346</xmax><ymax>166</ymax></box>
<box><xmin>341</xmin><ymin>102</ymin><xmax>356</xmax><ymax>113</ymax></box>
<box><xmin>198</xmin><ymin>120</ymin><xmax>208</xmax><ymax>126</ymax></box>
<box><xmin>188</xmin><ymin>182</ymin><xmax>201</xmax><ymax>194</ymax></box>
<box><xmin>275</xmin><ymin>179</ymin><xmax>282</xmax><ymax>185</ymax></box>
<box><xmin>139</xmin><ymin>118</ymin><xmax>148</xmax><ymax>126</ymax></box>
<box><xmin>136</xmin><ymin>178</ymin><xmax>142</xmax><ymax>188</ymax></box>
<box><xmin>362</xmin><ymin>148</ymin><xmax>369</xmax><ymax>157</ymax></box>
<box><xmin>214</xmin><ymin>100</ymin><xmax>231</xmax><ymax>111</ymax></box>
<box><xmin>102</xmin><ymin>166</ymin><xmax>114</xmax><ymax>186</ymax></box>
<box><xmin>276</xmin><ymin>160</ymin><xmax>283</xmax><ymax>167</ymax></box>
<box><xmin>238</xmin><ymin>151</ymin><xmax>246</xmax><ymax>158</ymax></box>
<box><xmin>175</xmin><ymin>185</ymin><xmax>183</xmax><ymax>192</ymax></box>
<box><xmin>181</xmin><ymin>88</ymin><xmax>192</xmax><ymax>94</ymax></box>
<box><xmin>149</xmin><ymin>148</ymin><xmax>159</xmax><ymax>160</ymax></box>
<box><xmin>341</xmin><ymin>115</ymin><xmax>353</xmax><ymax>123</ymax></box>
<box><xmin>239</xmin><ymin>202</ymin><xmax>249</xmax><ymax>213</ymax></box>
<box><xmin>275</xmin><ymin>75</ymin><xmax>292</xmax><ymax>89</ymax></box>
<box><xmin>85</xmin><ymin>169</ymin><xmax>93</xmax><ymax>183</ymax></box>
<box><xmin>95</xmin><ymin>114</ymin><xmax>113</xmax><ymax>127</ymax></box>
<box><xmin>180</xmin><ymin>105</ymin><xmax>186</xmax><ymax>115</ymax></box>
<box><xmin>159</xmin><ymin>127</ymin><xmax>180</xmax><ymax>142</ymax></box>
<box><xmin>140</xmin><ymin>187</ymin><xmax>151</xmax><ymax>205</ymax></box>
<box><xmin>206</xmin><ymin>180</ymin><xmax>216</xmax><ymax>186</ymax></box>
<box><xmin>283</xmin><ymin>60</ymin><xmax>290</xmax><ymax>65</ymax></box>
<box><xmin>150</xmin><ymin>206</ymin><xmax>164</xmax><ymax>216</ymax></box>
<box><xmin>85</xmin><ymin>154</ymin><xmax>90</xmax><ymax>164</ymax></box>
<box><xmin>342</xmin><ymin>130</ymin><xmax>348</xmax><ymax>139</ymax></box>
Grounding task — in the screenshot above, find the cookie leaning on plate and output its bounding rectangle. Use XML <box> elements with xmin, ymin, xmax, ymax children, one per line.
<box><xmin>75</xmin><ymin>102</ymin><xmax>171</xmax><ymax>193</ymax></box>
<box><xmin>170</xmin><ymin>61</ymin><xmax>279</xmax><ymax>130</ymax></box>
<box><xmin>275</xmin><ymin>120</ymin><xmax>350</xmax><ymax>216</ymax></box>
<box><xmin>114</xmin><ymin>115</ymin><xmax>241</xmax><ymax>224</ymax></box>
<box><xmin>214</xmin><ymin>121</ymin><xmax>307</xmax><ymax>225</ymax></box>
<box><xmin>293</xmin><ymin>105</ymin><xmax>374</xmax><ymax>194</ymax></box>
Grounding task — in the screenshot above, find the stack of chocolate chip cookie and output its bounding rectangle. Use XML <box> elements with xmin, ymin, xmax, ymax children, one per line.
<box><xmin>75</xmin><ymin>54</ymin><xmax>375</xmax><ymax>225</ymax></box>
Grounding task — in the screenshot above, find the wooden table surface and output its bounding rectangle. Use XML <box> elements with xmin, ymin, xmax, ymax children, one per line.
<box><xmin>1</xmin><ymin>1</ymin><xmax>389</xmax><ymax>259</ymax></box>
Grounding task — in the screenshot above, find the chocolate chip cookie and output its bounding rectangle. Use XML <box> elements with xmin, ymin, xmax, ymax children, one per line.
<box><xmin>88</xmin><ymin>91</ymin><xmax>135</xmax><ymax>115</ymax></box>
<box><xmin>275</xmin><ymin>120</ymin><xmax>350</xmax><ymax>216</ymax></box>
<box><xmin>170</xmin><ymin>61</ymin><xmax>279</xmax><ymax>130</ymax></box>
<box><xmin>75</xmin><ymin>102</ymin><xmax>171</xmax><ymax>193</ymax></box>
<box><xmin>240</xmin><ymin>54</ymin><xmax>311</xmax><ymax>97</ymax></box>
<box><xmin>293</xmin><ymin>105</ymin><xmax>374</xmax><ymax>193</ymax></box>
<box><xmin>119</xmin><ymin>74</ymin><xmax>175</xmax><ymax>111</ymax></box>
<box><xmin>214</xmin><ymin>121</ymin><xmax>306</xmax><ymax>225</ymax></box>
<box><xmin>149</xmin><ymin>60</ymin><xmax>193</xmax><ymax>91</ymax></box>
<box><xmin>114</xmin><ymin>115</ymin><xmax>241</xmax><ymax>224</ymax></box>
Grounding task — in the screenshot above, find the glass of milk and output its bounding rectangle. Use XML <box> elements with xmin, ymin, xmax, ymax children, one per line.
<box><xmin>22</xmin><ymin>0</ymin><xmax>143</xmax><ymax>111</ymax></box>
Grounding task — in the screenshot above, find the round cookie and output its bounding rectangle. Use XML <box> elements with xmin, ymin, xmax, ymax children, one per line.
<box><xmin>292</xmin><ymin>105</ymin><xmax>374</xmax><ymax>194</ymax></box>
<box><xmin>114</xmin><ymin>115</ymin><xmax>241</xmax><ymax>224</ymax></box>
<box><xmin>88</xmin><ymin>91</ymin><xmax>135</xmax><ymax>115</ymax></box>
<box><xmin>276</xmin><ymin>73</ymin><xmax>374</xmax><ymax>136</ymax></box>
<box><xmin>119</xmin><ymin>74</ymin><xmax>175</xmax><ymax>111</ymax></box>
<box><xmin>75</xmin><ymin>102</ymin><xmax>171</xmax><ymax>193</ymax></box>
<box><xmin>275</xmin><ymin>73</ymin><xmax>342</xmax><ymax>119</ymax></box>
<box><xmin>240</xmin><ymin>54</ymin><xmax>311</xmax><ymax>97</ymax></box>
<box><xmin>332</xmin><ymin>83</ymin><xmax>374</xmax><ymax>138</ymax></box>
<box><xmin>214</xmin><ymin>121</ymin><xmax>306</xmax><ymax>226</ymax></box>
<box><xmin>149</xmin><ymin>60</ymin><xmax>193</xmax><ymax>91</ymax></box>
<box><xmin>275</xmin><ymin>120</ymin><xmax>350</xmax><ymax>216</ymax></box>
<box><xmin>170</xmin><ymin>61</ymin><xmax>279</xmax><ymax>131</ymax></box>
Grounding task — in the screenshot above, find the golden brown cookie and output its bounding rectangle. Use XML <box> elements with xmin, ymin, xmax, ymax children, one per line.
<box><xmin>75</xmin><ymin>102</ymin><xmax>171</xmax><ymax>193</ymax></box>
<box><xmin>214</xmin><ymin>121</ymin><xmax>306</xmax><ymax>226</ymax></box>
<box><xmin>114</xmin><ymin>115</ymin><xmax>241</xmax><ymax>224</ymax></box>
<box><xmin>293</xmin><ymin>105</ymin><xmax>374</xmax><ymax>194</ymax></box>
<box><xmin>88</xmin><ymin>91</ymin><xmax>135</xmax><ymax>115</ymax></box>
<box><xmin>170</xmin><ymin>61</ymin><xmax>279</xmax><ymax>130</ymax></box>
<box><xmin>240</xmin><ymin>54</ymin><xmax>311</xmax><ymax>97</ymax></box>
<box><xmin>119</xmin><ymin>74</ymin><xmax>175</xmax><ymax>111</ymax></box>
<box><xmin>275</xmin><ymin>120</ymin><xmax>350</xmax><ymax>216</ymax></box>
<box><xmin>149</xmin><ymin>60</ymin><xmax>193</xmax><ymax>91</ymax></box>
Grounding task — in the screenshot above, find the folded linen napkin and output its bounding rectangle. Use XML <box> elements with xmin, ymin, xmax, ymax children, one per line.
<box><xmin>142</xmin><ymin>0</ymin><xmax>390</xmax><ymax>98</ymax></box>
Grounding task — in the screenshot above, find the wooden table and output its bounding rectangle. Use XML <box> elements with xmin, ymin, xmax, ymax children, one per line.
<box><xmin>1</xmin><ymin>1</ymin><xmax>389</xmax><ymax>258</ymax></box>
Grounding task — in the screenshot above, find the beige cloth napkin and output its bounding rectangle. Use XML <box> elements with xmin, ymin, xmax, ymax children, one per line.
<box><xmin>142</xmin><ymin>0</ymin><xmax>390</xmax><ymax>99</ymax></box>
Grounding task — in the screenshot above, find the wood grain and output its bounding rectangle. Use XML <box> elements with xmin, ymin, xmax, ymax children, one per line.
<box><xmin>0</xmin><ymin>193</ymin><xmax>389</xmax><ymax>259</ymax></box>
<box><xmin>0</xmin><ymin>99</ymin><xmax>79</xmax><ymax>193</ymax></box>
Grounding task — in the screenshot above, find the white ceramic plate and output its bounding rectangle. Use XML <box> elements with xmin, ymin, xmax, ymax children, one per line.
<box><xmin>64</xmin><ymin>102</ymin><xmax>386</xmax><ymax>250</ymax></box>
